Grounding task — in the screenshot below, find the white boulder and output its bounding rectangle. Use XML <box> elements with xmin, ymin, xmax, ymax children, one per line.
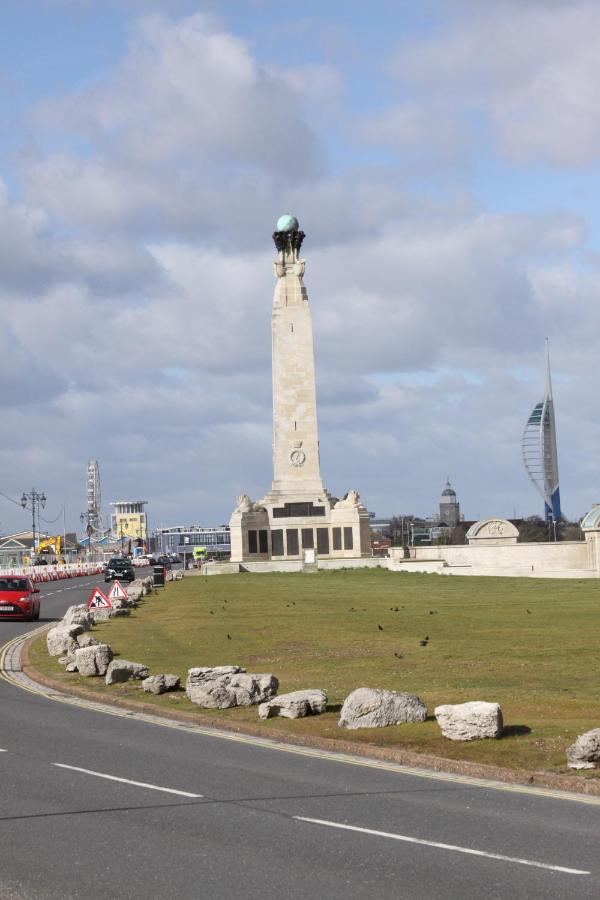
<box><xmin>74</xmin><ymin>644</ymin><xmax>113</xmax><ymax>677</ymax></box>
<box><xmin>259</xmin><ymin>689</ymin><xmax>327</xmax><ymax>720</ymax></box>
<box><xmin>47</xmin><ymin>624</ymin><xmax>84</xmax><ymax>657</ymax></box>
<box><xmin>338</xmin><ymin>688</ymin><xmax>427</xmax><ymax>729</ymax></box>
<box><xmin>186</xmin><ymin>666</ymin><xmax>278</xmax><ymax>709</ymax></box>
<box><xmin>89</xmin><ymin>607</ymin><xmax>130</xmax><ymax>622</ymax></box>
<box><xmin>142</xmin><ymin>674</ymin><xmax>180</xmax><ymax>695</ymax></box>
<box><xmin>105</xmin><ymin>659</ymin><xmax>149</xmax><ymax>685</ymax></box>
<box><xmin>62</xmin><ymin>605</ymin><xmax>93</xmax><ymax>630</ymax></box>
<box><xmin>58</xmin><ymin>652</ymin><xmax>77</xmax><ymax>670</ymax></box>
<box><xmin>435</xmin><ymin>701</ymin><xmax>503</xmax><ymax>741</ymax></box>
<box><xmin>567</xmin><ymin>728</ymin><xmax>600</xmax><ymax>769</ymax></box>
<box><xmin>76</xmin><ymin>633</ymin><xmax>100</xmax><ymax>648</ymax></box>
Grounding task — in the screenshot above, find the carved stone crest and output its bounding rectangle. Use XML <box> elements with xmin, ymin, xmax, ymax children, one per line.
<box><xmin>488</xmin><ymin>520</ymin><xmax>505</xmax><ymax>536</ymax></box>
<box><xmin>466</xmin><ymin>517</ymin><xmax>519</xmax><ymax>545</ymax></box>
<box><xmin>290</xmin><ymin>449</ymin><xmax>306</xmax><ymax>467</ymax></box>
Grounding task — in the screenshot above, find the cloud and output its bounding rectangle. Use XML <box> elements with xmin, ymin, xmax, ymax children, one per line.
<box><xmin>387</xmin><ymin>1</ymin><xmax>600</xmax><ymax>167</ymax></box>
<box><xmin>25</xmin><ymin>12</ymin><xmax>325</xmax><ymax>237</ymax></box>
<box><xmin>1</xmin><ymin>5</ymin><xmax>600</xmax><ymax>536</ymax></box>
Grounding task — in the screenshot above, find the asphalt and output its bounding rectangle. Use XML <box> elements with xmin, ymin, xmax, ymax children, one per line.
<box><xmin>0</xmin><ymin>576</ymin><xmax>599</xmax><ymax>899</ymax></box>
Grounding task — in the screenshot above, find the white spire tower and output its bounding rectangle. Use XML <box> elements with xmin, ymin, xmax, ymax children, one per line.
<box><xmin>522</xmin><ymin>339</ymin><xmax>561</xmax><ymax>523</ymax></box>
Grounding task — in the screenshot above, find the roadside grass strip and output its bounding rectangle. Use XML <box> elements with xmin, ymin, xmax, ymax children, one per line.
<box><xmin>53</xmin><ymin>763</ymin><xmax>202</xmax><ymax>798</ymax></box>
<box><xmin>4</xmin><ymin>629</ymin><xmax>600</xmax><ymax>807</ymax></box>
<box><xmin>294</xmin><ymin>817</ymin><xmax>591</xmax><ymax>876</ymax></box>
<box><xmin>27</xmin><ymin>568</ymin><xmax>600</xmax><ymax>776</ymax></box>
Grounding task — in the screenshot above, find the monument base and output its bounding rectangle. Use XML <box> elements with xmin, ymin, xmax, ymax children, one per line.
<box><xmin>229</xmin><ymin>489</ymin><xmax>371</xmax><ymax>563</ymax></box>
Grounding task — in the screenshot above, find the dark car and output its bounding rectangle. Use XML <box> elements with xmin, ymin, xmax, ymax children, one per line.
<box><xmin>0</xmin><ymin>577</ymin><xmax>41</xmax><ymax>621</ymax></box>
<box><xmin>104</xmin><ymin>557</ymin><xmax>135</xmax><ymax>583</ymax></box>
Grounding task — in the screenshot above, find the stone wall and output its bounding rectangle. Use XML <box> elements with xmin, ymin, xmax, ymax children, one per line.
<box><xmin>390</xmin><ymin>539</ymin><xmax>595</xmax><ymax>578</ymax></box>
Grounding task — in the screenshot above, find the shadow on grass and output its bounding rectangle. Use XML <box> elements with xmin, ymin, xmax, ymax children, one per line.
<box><xmin>503</xmin><ymin>724</ymin><xmax>532</xmax><ymax>737</ymax></box>
<box><xmin>326</xmin><ymin>703</ymin><xmax>342</xmax><ymax>714</ymax></box>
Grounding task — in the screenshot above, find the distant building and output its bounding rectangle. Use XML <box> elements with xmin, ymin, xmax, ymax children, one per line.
<box><xmin>0</xmin><ymin>531</ymin><xmax>79</xmax><ymax>565</ymax></box>
<box><xmin>369</xmin><ymin>518</ymin><xmax>391</xmax><ymax>535</ymax></box>
<box><xmin>155</xmin><ymin>525</ymin><xmax>231</xmax><ymax>559</ymax></box>
<box><xmin>439</xmin><ymin>479</ymin><xmax>460</xmax><ymax>527</ymax></box>
<box><xmin>110</xmin><ymin>501</ymin><xmax>148</xmax><ymax>542</ymax></box>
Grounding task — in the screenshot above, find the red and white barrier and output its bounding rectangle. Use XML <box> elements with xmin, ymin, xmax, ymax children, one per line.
<box><xmin>0</xmin><ymin>563</ymin><xmax>105</xmax><ymax>583</ymax></box>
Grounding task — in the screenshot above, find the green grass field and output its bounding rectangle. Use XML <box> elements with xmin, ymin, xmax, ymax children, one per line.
<box><xmin>29</xmin><ymin>569</ymin><xmax>600</xmax><ymax>775</ymax></box>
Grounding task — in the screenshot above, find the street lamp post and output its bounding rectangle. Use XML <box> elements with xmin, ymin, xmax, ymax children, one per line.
<box><xmin>21</xmin><ymin>489</ymin><xmax>46</xmax><ymax>561</ymax></box>
<box><xmin>80</xmin><ymin>512</ymin><xmax>95</xmax><ymax>561</ymax></box>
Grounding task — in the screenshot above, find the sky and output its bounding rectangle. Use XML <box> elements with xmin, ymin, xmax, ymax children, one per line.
<box><xmin>1</xmin><ymin>0</ymin><xmax>599</xmax><ymax>535</ymax></box>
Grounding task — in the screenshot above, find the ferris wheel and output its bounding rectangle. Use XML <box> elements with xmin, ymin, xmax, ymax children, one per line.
<box><xmin>86</xmin><ymin>460</ymin><xmax>103</xmax><ymax>536</ymax></box>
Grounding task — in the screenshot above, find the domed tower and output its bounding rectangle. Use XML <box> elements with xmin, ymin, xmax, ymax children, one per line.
<box><xmin>439</xmin><ymin>478</ymin><xmax>460</xmax><ymax>527</ymax></box>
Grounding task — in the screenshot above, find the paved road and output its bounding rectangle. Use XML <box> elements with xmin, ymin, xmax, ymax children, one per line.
<box><xmin>1</xmin><ymin>578</ymin><xmax>599</xmax><ymax>899</ymax></box>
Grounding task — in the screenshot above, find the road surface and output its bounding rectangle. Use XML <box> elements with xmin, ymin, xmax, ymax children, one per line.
<box><xmin>1</xmin><ymin>577</ymin><xmax>598</xmax><ymax>899</ymax></box>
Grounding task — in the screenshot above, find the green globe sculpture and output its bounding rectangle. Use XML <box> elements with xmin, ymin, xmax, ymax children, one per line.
<box><xmin>276</xmin><ymin>214</ymin><xmax>299</xmax><ymax>232</ymax></box>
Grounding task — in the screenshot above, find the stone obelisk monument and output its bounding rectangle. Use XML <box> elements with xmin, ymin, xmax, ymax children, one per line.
<box><xmin>270</xmin><ymin>215</ymin><xmax>325</xmax><ymax>499</ymax></box>
<box><xmin>229</xmin><ymin>215</ymin><xmax>370</xmax><ymax>565</ymax></box>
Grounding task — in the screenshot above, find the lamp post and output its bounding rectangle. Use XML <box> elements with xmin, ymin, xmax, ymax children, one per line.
<box><xmin>80</xmin><ymin>512</ymin><xmax>95</xmax><ymax>561</ymax></box>
<box><xmin>21</xmin><ymin>489</ymin><xmax>46</xmax><ymax>561</ymax></box>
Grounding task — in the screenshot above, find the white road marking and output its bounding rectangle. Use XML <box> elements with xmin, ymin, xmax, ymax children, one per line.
<box><xmin>294</xmin><ymin>817</ymin><xmax>590</xmax><ymax>876</ymax></box>
<box><xmin>0</xmin><ymin>749</ymin><xmax>6</xmax><ymax>752</ymax></box>
<box><xmin>53</xmin><ymin>763</ymin><xmax>202</xmax><ymax>798</ymax></box>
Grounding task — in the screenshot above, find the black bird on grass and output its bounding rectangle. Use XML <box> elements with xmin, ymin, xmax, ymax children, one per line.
<box><xmin>227</xmin><ymin>633</ymin><xmax>232</xmax><ymax>640</ymax></box>
<box><xmin>394</xmin><ymin>651</ymin><xmax>403</xmax><ymax>659</ymax></box>
<box><xmin>419</xmin><ymin>636</ymin><xmax>429</xmax><ymax>647</ymax></box>
<box><xmin>209</xmin><ymin>610</ymin><xmax>214</xmax><ymax>615</ymax></box>
<box><xmin>526</xmin><ymin>609</ymin><xmax>532</xmax><ymax>614</ymax></box>
<box><xmin>378</xmin><ymin>624</ymin><xmax>384</xmax><ymax>631</ymax></box>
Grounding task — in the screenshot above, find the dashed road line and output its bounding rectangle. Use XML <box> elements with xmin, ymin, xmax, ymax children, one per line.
<box><xmin>53</xmin><ymin>763</ymin><xmax>202</xmax><ymax>798</ymax></box>
<box><xmin>294</xmin><ymin>816</ymin><xmax>591</xmax><ymax>876</ymax></box>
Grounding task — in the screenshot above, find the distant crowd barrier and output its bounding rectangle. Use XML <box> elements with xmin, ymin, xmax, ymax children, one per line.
<box><xmin>0</xmin><ymin>563</ymin><xmax>105</xmax><ymax>583</ymax></box>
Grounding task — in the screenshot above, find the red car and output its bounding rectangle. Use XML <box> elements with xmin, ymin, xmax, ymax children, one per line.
<box><xmin>0</xmin><ymin>577</ymin><xmax>41</xmax><ymax>621</ymax></box>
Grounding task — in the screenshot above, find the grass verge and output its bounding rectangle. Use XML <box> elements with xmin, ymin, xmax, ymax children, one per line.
<box><xmin>27</xmin><ymin>569</ymin><xmax>600</xmax><ymax>783</ymax></box>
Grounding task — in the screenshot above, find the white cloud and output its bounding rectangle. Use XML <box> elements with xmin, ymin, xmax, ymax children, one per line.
<box><xmin>1</xmin><ymin>6</ymin><xmax>600</xmax><ymax>535</ymax></box>
<box><xmin>25</xmin><ymin>13</ymin><xmax>324</xmax><ymax>235</ymax></box>
<box><xmin>388</xmin><ymin>1</ymin><xmax>600</xmax><ymax>167</ymax></box>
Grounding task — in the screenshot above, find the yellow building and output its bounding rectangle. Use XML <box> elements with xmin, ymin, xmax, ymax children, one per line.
<box><xmin>110</xmin><ymin>500</ymin><xmax>148</xmax><ymax>542</ymax></box>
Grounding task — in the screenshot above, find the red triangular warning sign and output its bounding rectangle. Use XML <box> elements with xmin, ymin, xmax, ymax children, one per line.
<box><xmin>107</xmin><ymin>580</ymin><xmax>128</xmax><ymax>602</ymax></box>
<box><xmin>87</xmin><ymin>587</ymin><xmax>113</xmax><ymax>610</ymax></box>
